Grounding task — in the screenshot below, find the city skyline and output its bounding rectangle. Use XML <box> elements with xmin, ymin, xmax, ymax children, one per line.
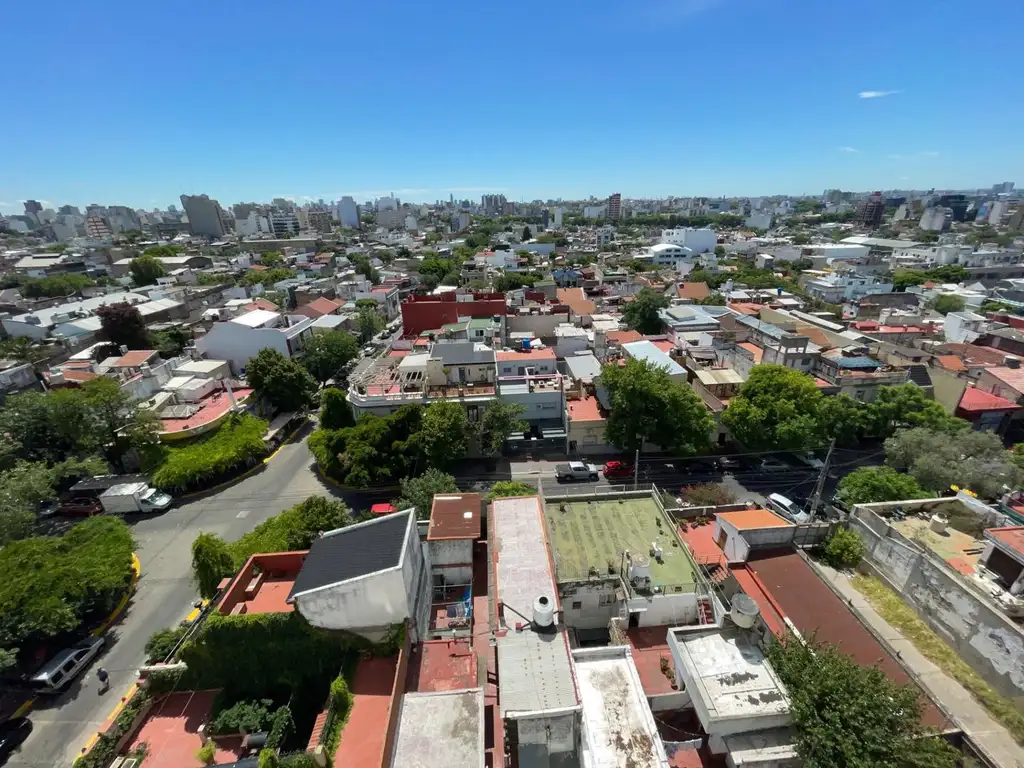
<box><xmin>2</xmin><ymin>0</ymin><xmax>1023</xmax><ymax>213</ymax></box>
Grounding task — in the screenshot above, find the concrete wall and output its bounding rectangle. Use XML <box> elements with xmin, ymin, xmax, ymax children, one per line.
<box><xmin>637</xmin><ymin>592</ymin><xmax>698</xmax><ymax>627</ymax></box>
<box><xmin>500</xmin><ymin>387</ymin><xmax>563</xmax><ymax>423</ymax></box>
<box><xmin>507</xmin><ymin>313</ymin><xmax>565</xmax><ymax>340</ymax></box>
<box><xmin>429</xmin><ymin>538</ymin><xmax>473</xmax><ymax>585</ymax></box>
<box><xmin>561</xmin><ymin>580</ymin><xmax>619</xmax><ymax>630</ymax></box>
<box><xmin>296</xmin><ymin>567</ymin><xmax>409</xmax><ymax>639</ymax></box>
<box><xmin>850</xmin><ymin>509</ymin><xmax>1024</xmax><ymax>701</ymax></box>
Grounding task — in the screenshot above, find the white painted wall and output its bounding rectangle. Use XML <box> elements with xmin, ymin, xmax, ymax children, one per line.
<box><xmin>195</xmin><ymin>319</ymin><xmax>313</xmax><ymax>374</ymax></box>
<box><xmin>637</xmin><ymin>592</ymin><xmax>698</xmax><ymax>627</ymax></box>
<box><xmin>561</xmin><ymin>581</ymin><xmax>619</xmax><ymax>630</ymax></box>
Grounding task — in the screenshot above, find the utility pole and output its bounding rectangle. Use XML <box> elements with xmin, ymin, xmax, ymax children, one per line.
<box><xmin>808</xmin><ymin>439</ymin><xmax>836</xmax><ymax>519</ymax></box>
<box><xmin>633</xmin><ymin>448</ymin><xmax>640</xmax><ymax>489</ymax></box>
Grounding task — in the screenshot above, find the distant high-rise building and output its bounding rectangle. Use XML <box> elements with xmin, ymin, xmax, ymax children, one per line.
<box><xmin>377</xmin><ymin>196</ymin><xmax>397</xmax><ymax>212</ymax></box>
<box><xmin>180</xmin><ymin>194</ymin><xmax>227</xmax><ymax>238</ymax></box>
<box><xmin>272</xmin><ymin>198</ymin><xmax>294</xmax><ymax>210</ymax></box>
<box><xmin>58</xmin><ymin>205</ymin><xmax>81</xmax><ymax>216</ymax></box>
<box><xmin>937</xmin><ymin>194</ymin><xmax>969</xmax><ymax>222</ymax></box>
<box><xmin>919</xmin><ymin>207</ymin><xmax>949</xmax><ymax>232</ymax></box>
<box><xmin>337</xmin><ymin>197</ymin><xmax>359</xmax><ymax>228</ymax></box>
<box><xmin>606</xmin><ymin>193</ymin><xmax>622</xmax><ymax>220</ymax></box>
<box><xmin>855</xmin><ymin>192</ymin><xmax>885</xmax><ymax>228</ymax></box>
<box><xmin>233</xmin><ymin>203</ymin><xmax>258</xmax><ymax>220</ymax></box>
<box><xmin>85</xmin><ymin>215</ymin><xmax>113</xmax><ymax>238</ymax></box>
<box><xmin>481</xmin><ymin>194</ymin><xmax>507</xmax><ymax>214</ymax></box>
<box><xmin>377</xmin><ymin>208</ymin><xmax>402</xmax><ymax>230</ymax></box>
<box><xmin>993</xmin><ymin>181</ymin><xmax>1015</xmax><ymax>194</ymax></box>
<box><xmin>1007</xmin><ymin>206</ymin><xmax>1024</xmax><ymax>233</ymax></box>
<box><xmin>308</xmin><ymin>210</ymin><xmax>332</xmax><ymax>233</ymax></box>
<box><xmin>268</xmin><ymin>212</ymin><xmax>299</xmax><ymax>237</ymax></box>
<box><xmin>23</xmin><ymin>200</ymin><xmax>42</xmax><ymax>216</ymax></box>
<box><xmin>552</xmin><ymin>207</ymin><xmax>564</xmax><ymax>228</ymax></box>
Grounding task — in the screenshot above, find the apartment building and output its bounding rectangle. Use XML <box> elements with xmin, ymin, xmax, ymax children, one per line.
<box><xmin>660</xmin><ymin>227</ymin><xmax>717</xmax><ymax>254</ymax></box>
<box><xmin>195</xmin><ymin>309</ymin><xmax>314</xmax><ymax>374</ymax></box>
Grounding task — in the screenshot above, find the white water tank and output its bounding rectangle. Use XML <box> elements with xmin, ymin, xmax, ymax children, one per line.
<box><xmin>533</xmin><ymin>595</ymin><xmax>554</xmax><ymax>628</ymax></box>
<box><xmin>730</xmin><ymin>593</ymin><xmax>760</xmax><ymax>629</ymax></box>
<box><xmin>929</xmin><ymin>514</ymin><xmax>948</xmax><ymax>534</ymax></box>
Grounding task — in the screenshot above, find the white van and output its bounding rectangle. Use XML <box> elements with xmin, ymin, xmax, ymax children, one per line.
<box><xmin>767</xmin><ymin>493</ymin><xmax>810</xmax><ymax>524</ymax></box>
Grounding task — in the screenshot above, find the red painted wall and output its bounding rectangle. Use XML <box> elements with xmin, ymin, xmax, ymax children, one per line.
<box><xmin>400</xmin><ymin>293</ymin><xmax>507</xmax><ymax>335</ymax></box>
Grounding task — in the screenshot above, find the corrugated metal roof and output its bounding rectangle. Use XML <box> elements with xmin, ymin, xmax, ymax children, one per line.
<box><xmin>621</xmin><ymin>340</ymin><xmax>685</xmax><ymax>375</ymax></box>
<box><xmin>497</xmin><ymin>628</ymin><xmax>578</xmax><ymax>716</ymax></box>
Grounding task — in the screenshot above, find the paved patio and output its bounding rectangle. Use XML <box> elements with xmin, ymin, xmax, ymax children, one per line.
<box><xmin>126</xmin><ymin>690</ymin><xmax>244</xmax><ymax>768</ymax></box>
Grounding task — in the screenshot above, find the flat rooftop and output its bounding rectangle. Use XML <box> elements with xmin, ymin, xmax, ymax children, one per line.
<box><xmin>671</xmin><ymin>627</ymin><xmax>790</xmax><ymax>723</ymax></box>
<box><xmin>391</xmin><ymin>689</ymin><xmax>484</xmax><ymax>768</ymax></box>
<box><xmin>890</xmin><ymin>516</ymin><xmax>985</xmax><ymax>575</ymax></box>
<box><xmin>573</xmin><ymin>647</ymin><xmax>669</xmax><ymax>768</ymax></box>
<box><xmin>545</xmin><ymin>498</ymin><xmax>696</xmax><ymax>587</ymax></box>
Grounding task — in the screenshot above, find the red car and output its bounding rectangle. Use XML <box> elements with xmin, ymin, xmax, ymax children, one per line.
<box><xmin>602</xmin><ymin>460</ymin><xmax>635</xmax><ymax>479</ymax></box>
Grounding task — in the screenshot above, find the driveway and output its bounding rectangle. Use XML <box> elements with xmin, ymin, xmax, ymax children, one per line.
<box><xmin>7</xmin><ymin>433</ymin><xmax>332</xmax><ymax>768</ymax></box>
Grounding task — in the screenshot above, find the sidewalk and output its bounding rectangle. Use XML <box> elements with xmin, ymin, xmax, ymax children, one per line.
<box><xmin>811</xmin><ymin>562</ymin><xmax>1024</xmax><ymax>767</ymax></box>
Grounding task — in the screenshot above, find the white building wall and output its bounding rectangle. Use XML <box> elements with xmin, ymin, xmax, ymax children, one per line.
<box><xmin>295</xmin><ymin>567</ymin><xmax>410</xmax><ymax>636</ymax></box>
<box><xmin>498</xmin><ymin>358</ymin><xmax>557</xmax><ymax>376</ymax></box>
<box><xmin>499</xmin><ymin>387</ymin><xmax>563</xmax><ymax>423</ymax></box>
<box><xmin>507</xmin><ymin>314</ymin><xmax>564</xmax><ymax>339</ymax></box>
<box><xmin>660</xmin><ymin>228</ymin><xmax>717</xmax><ymax>254</ymax></box>
<box><xmin>561</xmin><ymin>581</ymin><xmax>619</xmax><ymax>630</ymax></box>
<box><xmin>195</xmin><ymin>320</ymin><xmax>313</xmax><ymax>374</ymax></box>
<box><xmin>637</xmin><ymin>593</ymin><xmax>698</xmax><ymax>627</ymax></box>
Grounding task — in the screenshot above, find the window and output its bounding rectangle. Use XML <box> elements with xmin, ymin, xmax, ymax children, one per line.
<box><xmin>571</xmin><ymin>601</ymin><xmax>582</xmax><ymax>610</ymax></box>
<box><xmin>801</xmin><ymin>358</ymin><xmax>811</xmax><ymax>365</ymax></box>
<box><xmin>599</xmin><ymin>594</ymin><xmax>616</xmax><ymax>607</ymax></box>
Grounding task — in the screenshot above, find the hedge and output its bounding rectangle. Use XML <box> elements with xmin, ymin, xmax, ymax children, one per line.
<box><xmin>73</xmin><ymin>688</ymin><xmax>152</xmax><ymax>768</ymax></box>
<box><xmin>227</xmin><ymin>496</ymin><xmax>350</xmax><ymax>568</ymax></box>
<box><xmin>0</xmin><ymin>516</ymin><xmax>134</xmax><ymax>660</ymax></box>
<box><xmin>152</xmin><ymin>413</ymin><xmax>268</xmax><ymax>492</ymax></box>
<box><xmin>208</xmin><ymin>698</ymin><xmax>275</xmax><ymax>736</ymax></box>
<box><xmin>321</xmin><ymin>673</ymin><xmax>353</xmax><ymax>758</ymax></box>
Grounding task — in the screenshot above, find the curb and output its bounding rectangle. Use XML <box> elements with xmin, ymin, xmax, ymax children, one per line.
<box><xmin>173</xmin><ymin>418</ymin><xmax>309</xmax><ymax>503</ymax></box>
<box><xmin>17</xmin><ymin>553</ymin><xmax>143</xmax><ymax>724</ymax></box>
<box><xmin>79</xmin><ymin>682</ymin><xmax>140</xmax><ymax>758</ymax></box>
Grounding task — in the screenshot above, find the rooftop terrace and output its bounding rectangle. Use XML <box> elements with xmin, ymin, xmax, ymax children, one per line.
<box><xmin>545</xmin><ymin>498</ymin><xmax>697</xmax><ymax>587</ymax></box>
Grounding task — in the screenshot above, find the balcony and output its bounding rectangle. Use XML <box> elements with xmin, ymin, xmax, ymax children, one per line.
<box><xmin>348</xmin><ymin>359</ymin><xmax>496</xmax><ymax>406</ymax></box>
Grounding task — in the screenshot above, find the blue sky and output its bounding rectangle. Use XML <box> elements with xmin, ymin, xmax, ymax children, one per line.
<box><xmin>3</xmin><ymin>0</ymin><xmax>1022</xmax><ymax>214</ymax></box>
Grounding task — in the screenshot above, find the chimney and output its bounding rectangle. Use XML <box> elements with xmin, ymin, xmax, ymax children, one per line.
<box><xmin>1005</xmin><ymin>356</ymin><xmax>1021</xmax><ymax>369</ymax></box>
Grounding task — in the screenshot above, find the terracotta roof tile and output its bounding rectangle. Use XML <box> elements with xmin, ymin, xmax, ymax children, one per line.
<box><xmin>677</xmin><ymin>282</ymin><xmax>711</xmax><ymax>300</ymax></box>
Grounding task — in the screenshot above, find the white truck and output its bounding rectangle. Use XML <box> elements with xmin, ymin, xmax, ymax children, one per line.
<box><xmin>99</xmin><ymin>482</ymin><xmax>173</xmax><ymax>514</ymax></box>
<box><xmin>554</xmin><ymin>461</ymin><xmax>600</xmax><ymax>482</ymax></box>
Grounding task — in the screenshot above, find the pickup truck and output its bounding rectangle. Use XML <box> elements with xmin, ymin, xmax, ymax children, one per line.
<box><xmin>99</xmin><ymin>482</ymin><xmax>173</xmax><ymax>514</ymax></box>
<box><xmin>555</xmin><ymin>461</ymin><xmax>600</xmax><ymax>482</ymax></box>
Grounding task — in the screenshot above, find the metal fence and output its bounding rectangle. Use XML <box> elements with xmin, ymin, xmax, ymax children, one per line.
<box><xmin>543</xmin><ymin>482</ymin><xmax>661</xmax><ymax>500</ymax></box>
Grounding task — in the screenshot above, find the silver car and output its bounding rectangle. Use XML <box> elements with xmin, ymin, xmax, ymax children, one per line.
<box><xmin>29</xmin><ymin>635</ymin><xmax>106</xmax><ymax>694</ymax></box>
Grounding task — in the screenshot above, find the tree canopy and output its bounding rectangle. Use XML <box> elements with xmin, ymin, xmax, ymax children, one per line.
<box><xmin>357</xmin><ymin>307</ymin><xmax>383</xmax><ymax>343</ymax></box>
<box><xmin>601</xmin><ymin>359</ymin><xmax>713</xmax><ymax>454</ymax></box>
<box><xmin>836</xmin><ymin>466</ymin><xmax>929</xmax><ymax>506</ymax></box>
<box><xmin>621</xmin><ymin>287</ymin><xmax>669</xmax><ymax>334</ymax></box>
<box><xmin>300</xmin><ymin>330</ymin><xmax>359</xmax><ymax>386</ymax></box>
<box><xmin>927</xmin><ymin>294</ymin><xmax>966</xmax><ymax>316</ymax></box>
<box><xmin>395</xmin><ymin>469</ymin><xmax>458</xmax><ymax>519</ymax></box>
<box><xmin>418</xmin><ymin>401</ymin><xmax>473</xmax><ymax>467</ymax></box>
<box><xmin>0</xmin><ymin>516</ymin><xmax>134</xmax><ymax>665</ymax></box>
<box><xmin>722</xmin><ymin>365</ymin><xmax>824</xmax><ymax>450</ymax></box>
<box><xmin>246</xmin><ymin>348</ymin><xmax>316</xmax><ymax>413</ymax></box>
<box><xmin>96</xmin><ymin>301</ymin><xmax>151</xmax><ymax>350</ymax></box>
<box><xmin>487</xmin><ymin>481</ymin><xmax>536</xmax><ymax>500</ymax></box>
<box><xmin>884</xmin><ymin>426</ymin><xmax>1022</xmax><ymax>499</ymax></box>
<box><xmin>319</xmin><ymin>388</ymin><xmax>354</xmax><ymax>430</ymax></box>
<box><xmin>129</xmin><ymin>254</ymin><xmax>167</xmax><ymax>286</ymax></box>
<box><xmin>478</xmin><ymin>401</ymin><xmax>527</xmax><ymax>455</ymax></box>
<box><xmin>766</xmin><ymin>635</ymin><xmax>958</xmax><ymax>768</ymax></box>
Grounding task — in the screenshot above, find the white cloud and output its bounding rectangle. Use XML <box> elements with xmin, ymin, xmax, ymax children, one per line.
<box><xmin>858</xmin><ymin>90</ymin><xmax>900</xmax><ymax>99</ymax></box>
<box><xmin>918</xmin><ymin>151</ymin><xmax>940</xmax><ymax>157</ymax></box>
<box><xmin>838</xmin><ymin>146</ymin><xmax>859</xmax><ymax>153</ymax></box>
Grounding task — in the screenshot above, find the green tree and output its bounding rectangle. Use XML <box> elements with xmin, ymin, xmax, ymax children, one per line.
<box><xmin>151</xmin><ymin>326</ymin><xmax>193</xmax><ymax>357</ymax></box>
<box><xmin>395</xmin><ymin>469</ymin><xmax>458</xmax><ymax>519</ymax></box>
<box><xmin>246</xmin><ymin>348</ymin><xmax>316</xmax><ymax>413</ymax></box>
<box><xmin>129</xmin><ymin>254</ymin><xmax>167</xmax><ymax>286</ymax></box>
<box><xmin>766</xmin><ymin>635</ymin><xmax>958</xmax><ymax>768</ymax></box>
<box><xmin>20</xmin><ymin>273</ymin><xmax>94</xmax><ymax>298</ymax></box>
<box><xmin>621</xmin><ymin>287</ymin><xmax>669</xmax><ymax>334</ymax></box>
<box><xmin>869</xmin><ymin>384</ymin><xmax>963</xmax><ymax>438</ymax></box>
<box><xmin>892</xmin><ymin>269</ymin><xmax>927</xmax><ymax>291</ymax></box>
<box><xmin>722</xmin><ymin>365</ymin><xmax>823</xmax><ymax>450</ymax></box>
<box><xmin>884</xmin><ymin>427</ymin><xmax>1022</xmax><ymax>499</ymax></box>
<box><xmin>714</xmin><ymin>245</ymin><xmax>725</xmax><ymax>256</ymax></box>
<box><xmin>478</xmin><ymin>401</ymin><xmax>527</xmax><ymax>455</ymax></box>
<box><xmin>419</xmin><ymin>401</ymin><xmax>472</xmax><ymax>467</ymax></box>
<box><xmin>191</xmin><ymin>532</ymin><xmax>235</xmax><ymax>599</ymax></box>
<box><xmin>927</xmin><ymin>294</ymin><xmax>966</xmax><ymax>316</ymax></box>
<box><xmin>240</xmin><ymin>267</ymin><xmax>295</xmax><ymax>287</ymax></box>
<box><xmin>0</xmin><ymin>461</ymin><xmax>53</xmax><ymax>545</ymax></box>
<box><xmin>487</xmin><ymin>481</ymin><xmax>536</xmax><ymax>500</ymax></box>
<box><xmin>96</xmin><ymin>301</ymin><xmax>151</xmax><ymax>350</ymax></box>
<box><xmin>300</xmin><ymin>330</ymin><xmax>359</xmax><ymax>386</ymax></box>
<box><xmin>260</xmin><ymin>251</ymin><xmax>284</xmax><ymax>267</ymax></box>
<box><xmin>601</xmin><ymin>359</ymin><xmax>713</xmax><ymax>454</ymax></box>
<box><xmin>818</xmin><ymin>527</ymin><xmax>867</xmax><ymax>569</ymax></box>
<box><xmin>142</xmin><ymin>244</ymin><xmax>183</xmax><ymax>259</ymax></box>
<box><xmin>522</xmin><ymin>225</ymin><xmax>532</xmax><ymax>241</ymax></box>
<box><xmin>791</xmin><ymin>233</ymin><xmax>811</xmax><ymax>245</ymax></box>
<box><xmin>320</xmin><ymin>388</ymin><xmax>354</xmax><ymax>430</ymax></box>
<box><xmin>836</xmin><ymin>466</ymin><xmax>928</xmax><ymax>506</ymax></box>
<box><xmin>145</xmin><ymin>625</ymin><xmax>187</xmax><ymax>663</ymax></box>
<box><xmin>357</xmin><ymin>307</ymin><xmax>383</xmax><ymax>343</ymax></box>
<box><xmin>818</xmin><ymin>394</ymin><xmax>870</xmax><ymax>445</ymax></box>
<box><xmin>81</xmin><ymin>377</ymin><xmax>160</xmax><ymax>471</ymax></box>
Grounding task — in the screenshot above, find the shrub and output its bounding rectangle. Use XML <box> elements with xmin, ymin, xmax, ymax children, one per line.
<box><xmin>259</xmin><ymin>749</ymin><xmax>281</xmax><ymax>768</ymax></box>
<box><xmin>145</xmin><ymin>625</ymin><xmax>187</xmax><ymax>664</ymax></box>
<box><xmin>487</xmin><ymin>481</ymin><xmax>536</xmax><ymax>500</ymax></box>
<box><xmin>228</xmin><ymin>496</ymin><xmax>350</xmax><ymax>567</ymax></box>
<box><xmin>266</xmin><ymin>705</ymin><xmax>295</xmax><ymax>749</ymax></box>
<box><xmin>0</xmin><ymin>516</ymin><xmax>133</xmax><ymax>661</ymax></box>
<box><xmin>208</xmin><ymin>698</ymin><xmax>275</xmax><ymax>735</ymax></box>
<box><xmin>152</xmin><ymin>413</ymin><xmax>269</xmax><ymax>492</ymax></box>
<box><xmin>192</xmin><ymin>532</ymin><xmax>236</xmax><ymax>599</ymax></box>
<box><xmin>73</xmin><ymin>689</ymin><xmax>151</xmax><ymax>768</ymax></box>
<box><xmin>196</xmin><ymin>741</ymin><xmax>216</xmax><ymax>765</ymax></box>
<box><xmin>818</xmin><ymin>527</ymin><xmax>866</xmax><ymax>570</ymax></box>
<box><xmin>679</xmin><ymin>483</ymin><xmax>735</xmax><ymax>508</ymax></box>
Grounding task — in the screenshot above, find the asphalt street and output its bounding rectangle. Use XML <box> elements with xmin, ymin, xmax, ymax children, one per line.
<box><xmin>6</xmin><ymin>437</ymin><xmax>879</xmax><ymax>767</ymax></box>
<box><xmin>7</xmin><ymin>432</ymin><xmax>338</xmax><ymax>768</ymax></box>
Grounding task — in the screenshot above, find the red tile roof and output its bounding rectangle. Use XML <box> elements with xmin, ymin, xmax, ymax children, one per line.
<box><xmin>728</xmin><ymin>302</ymin><xmax>761</xmax><ymax>316</ymax></box>
<box><xmin>606</xmin><ymin>330</ymin><xmax>642</xmax><ymax>345</ymax></box>
<box><xmin>427</xmin><ymin>493</ymin><xmax>483</xmax><ymax>540</ymax></box>
<box><xmin>557</xmin><ymin>287</ymin><xmax>596</xmax><ymax>317</ymax></box>
<box><xmin>567</xmin><ymin>395</ymin><xmax>603</xmax><ymax>422</ymax></box>
<box><xmin>987</xmin><ymin>526</ymin><xmax>1024</xmax><ymax>559</ymax></box>
<box><xmin>958</xmin><ymin>387</ymin><xmax>1021</xmax><ymax>412</ymax></box>
<box><xmin>935</xmin><ymin>354</ymin><xmax>968</xmax><ymax>373</ymax></box>
<box><xmin>245</xmin><ymin>297</ymin><xmax>279</xmax><ymax>312</ymax></box>
<box><xmin>936</xmin><ymin>343</ymin><xmax>1008</xmax><ymax>366</ymax></box>
<box><xmin>496</xmin><ymin>347</ymin><xmax>555</xmax><ymax>362</ymax></box>
<box><xmin>295</xmin><ymin>297</ymin><xmax>342</xmax><ymax>318</ymax></box>
<box><xmin>677</xmin><ymin>282</ymin><xmax>711</xmax><ymax>301</ymax></box>
<box><xmin>738</xmin><ymin>342</ymin><xmax>764</xmax><ymax>362</ymax></box>
<box><xmin>112</xmin><ymin>349</ymin><xmax>158</xmax><ymax>368</ymax></box>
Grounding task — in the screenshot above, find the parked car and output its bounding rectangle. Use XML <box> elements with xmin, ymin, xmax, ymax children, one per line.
<box><xmin>767</xmin><ymin>493</ymin><xmax>810</xmax><ymax>524</ymax></box>
<box><xmin>0</xmin><ymin>717</ymin><xmax>32</xmax><ymax>763</ymax></box>
<box><xmin>29</xmin><ymin>636</ymin><xmax>106</xmax><ymax>694</ymax></box>
<box><xmin>718</xmin><ymin>455</ymin><xmax>755</xmax><ymax>472</ymax></box>
<box><xmin>681</xmin><ymin>457</ymin><xmax>720</xmax><ymax>475</ymax></box>
<box><xmin>555</xmin><ymin>461</ymin><xmax>600</xmax><ymax>481</ymax></box>
<box><xmin>602</xmin><ymin>460</ymin><xmax>635</xmax><ymax>480</ymax></box>
<box><xmin>56</xmin><ymin>496</ymin><xmax>105</xmax><ymax>517</ymax></box>
<box><xmin>758</xmin><ymin>457</ymin><xmax>794</xmax><ymax>473</ymax></box>
<box><xmin>99</xmin><ymin>483</ymin><xmax>172</xmax><ymax>514</ymax></box>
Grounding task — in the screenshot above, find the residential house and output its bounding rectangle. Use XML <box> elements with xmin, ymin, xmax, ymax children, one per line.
<box><xmin>195</xmin><ymin>309</ymin><xmax>314</xmax><ymax>374</ymax></box>
<box><xmin>294</xmin><ymin>296</ymin><xmax>342</xmax><ymax>319</ymax></box>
